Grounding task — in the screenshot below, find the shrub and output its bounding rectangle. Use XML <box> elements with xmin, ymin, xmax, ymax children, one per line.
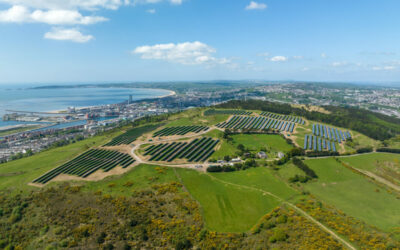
<box><xmin>97</xmin><ymin>232</ymin><xmax>107</xmax><ymax>244</ymax></box>
<box><xmin>269</xmin><ymin>229</ymin><xmax>288</xmax><ymax>243</ymax></box>
<box><xmin>175</xmin><ymin>239</ymin><xmax>192</xmax><ymax>250</ymax></box>
<box><xmin>356</xmin><ymin>147</ymin><xmax>373</xmax><ymax>154</ymax></box>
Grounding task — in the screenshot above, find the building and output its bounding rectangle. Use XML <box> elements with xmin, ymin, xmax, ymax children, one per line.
<box><xmin>257</xmin><ymin>151</ymin><xmax>268</xmax><ymax>159</ymax></box>
<box><xmin>278</xmin><ymin>152</ymin><xmax>285</xmax><ymax>159</ymax></box>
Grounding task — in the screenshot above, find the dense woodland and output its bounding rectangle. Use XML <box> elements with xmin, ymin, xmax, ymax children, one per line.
<box><xmin>216</xmin><ymin>100</ymin><xmax>400</xmax><ymax>140</ymax></box>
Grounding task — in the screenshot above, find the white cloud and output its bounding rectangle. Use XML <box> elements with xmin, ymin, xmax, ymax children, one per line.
<box><xmin>133</xmin><ymin>0</ymin><xmax>182</xmax><ymax>5</ymax></box>
<box><xmin>133</xmin><ymin>41</ymin><xmax>230</xmax><ymax>65</ymax></box>
<box><xmin>245</xmin><ymin>1</ymin><xmax>267</xmax><ymax>10</ymax></box>
<box><xmin>0</xmin><ymin>5</ymin><xmax>29</xmax><ymax>22</ymax></box>
<box><xmin>44</xmin><ymin>28</ymin><xmax>93</xmax><ymax>43</ymax></box>
<box><xmin>372</xmin><ymin>66</ymin><xmax>396</xmax><ymax>71</ymax></box>
<box><xmin>292</xmin><ymin>55</ymin><xmax>304</xmax><ymax>60</ymax></box>
<box><xmin>332</xmin><ymin>61</ymin><xmax>347</xmax><ymax>67</ymax></box>
<box><xmin>146</xmin><ymin>8</ymin><xmax>156</xmax><ymax>13</ymax></box>
<box><xmin>0</xmin><ymin>0</ymin><xmax>124</xmax><ymax>10</ymax></box>
<box><xmin>0</xmin><ymin>5</ymin><xmax>108</xmax><ymax>25</ymax></box>
<box><xmin>270</xmin><ymin>56</ymin><xmax>287</xmax><ymax>62</ymax></box>
<box><xmin>321</xmin><ymin>53</ymin><xmax>327</xmax><ymax>58</ymax></box>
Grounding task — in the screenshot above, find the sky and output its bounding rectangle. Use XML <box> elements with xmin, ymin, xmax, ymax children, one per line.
<box><xmin>0</xmin><ymin>0</ymin><xmax>400</xmax><ymax>84</ymax></box>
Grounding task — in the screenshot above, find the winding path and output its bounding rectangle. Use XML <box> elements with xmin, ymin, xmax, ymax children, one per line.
<box><xmin>130</xmin><ymin>128</ymin><xmax>356</xmax><ymax>249</ymax></box>
<box><xmin>204</xmin><ymin>173</ymin><xmax>356</xmax><ymax>250</ymax></box>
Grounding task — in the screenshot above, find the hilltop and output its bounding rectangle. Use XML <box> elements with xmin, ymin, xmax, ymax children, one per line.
<box><xmin>1</xmin><ymin>100</ymin><xmax>400</xmax><ymax>249</ymax></box>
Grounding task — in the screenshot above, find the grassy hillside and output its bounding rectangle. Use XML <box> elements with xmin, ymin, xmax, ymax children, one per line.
<box><xmin>176</xmin><ymin>168</ymin><xmax>281</xmax><ymax>232</ymax></box>
<box><xmin>304</xmin><ymin>157</ymin><xmax>400</xmax><ymax>232</ymax></box>
<box><xmin>0</xmin><ymin>129</ymin><xmax>121</xmax><ymax>194</ymax></box>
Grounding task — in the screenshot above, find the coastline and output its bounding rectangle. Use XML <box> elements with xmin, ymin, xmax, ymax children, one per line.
<box><xmin>47</xmin><ymin>88</ymin><xmax>176</xmax><ymax>114</ymax></box>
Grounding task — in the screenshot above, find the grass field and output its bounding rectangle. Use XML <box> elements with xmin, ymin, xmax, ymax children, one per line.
<box><xmin>0</xmin><ymin>129</ymin><xmax>122</xmax><ymax>194</ymax></box>
<box><xmin>277</xmin><ymin>162</ymin><xmax>306</xmax><ymax>181</ymax></box>
<box><xmin>210</xmin><ymin>167</ymin><xmax>300</xmax><ymax>200</ymax></box>
<box><xmin>84</xmin><ymin>164</ymin><xmax>179</xmax><ymax>196</ymax></box>
<box><xmin>304</xmin><ymin>157</ymin><xmax>400</xmax><ymax>232</ymax></box>
<box><xmin>165</xmin><ymin>108</ymin><xmax>229</xmax><ymax>127</ymax></box>
<box><xmin>340</xmin><ymin>153</ymin><xmax>400</xmax><ymax>186</ymax></box>
<box><xmin>176</xmin><ymin>168</ymin><xmax>281</xmax><ymax>232</ymax></box>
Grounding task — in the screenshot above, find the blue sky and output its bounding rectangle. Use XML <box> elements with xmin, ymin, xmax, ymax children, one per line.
<box><xmin>0</xmin><ymin>0</ymin><xmax>399</xmax><ymax>84</ymax></box>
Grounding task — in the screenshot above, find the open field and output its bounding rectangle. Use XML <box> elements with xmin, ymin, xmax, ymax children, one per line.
<box><xmin>210</xmin><ymin>167</ymin><xmax>300</xmax><ymax>200</ymax></box>
<box><xmin>0</xmin><ymin>129</ymin><xmax>122</xmax><ymax>194</ymax></box>
<box><xmin>164</xmin><ymin>109</ymin><xmax>229</xmax><ymax>127</ymax></box>
<box><xmin>209</xmin><ymin>133</ymin><xmax>294</xmax><ymax>160</ymax></box>
<box><xmin>84</xmin><ymin>164</ymin><xmax>179</xmax><ymax>196</ymax></box>
<box><xmin>340</xmin><ymin>153</ymin><xmax>400</xmax><ymax>186</ymax></box>
<box><xmin>304</xmin><ymin>157</ymin><xmax>400</xmax><ymax>232</ymax></box>
<box><xmin>176</xmin><ymin>168</ymin><xmax>281</xmax><ymax>232</ymax></box>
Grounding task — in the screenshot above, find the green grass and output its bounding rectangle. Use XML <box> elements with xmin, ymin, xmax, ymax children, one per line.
<box><xmin>304</xmin><ymin>157</ymin><xmax>400</xmax><ymax>232</ymax></box>
<box><xmin>0</xmin><ymin>130</ymin><xmax>122</xmax><ymax>194</ymax></box>
<box><xmin>83</xmin><ymin>164</ymin><xmax>179</xmax><ymax>196</ymax></box>
<box><xmin>210</xmin><ymin>167</ymin><xmax>299</xmax><ymax>200</ymax></box>
<box><xmin>209</xmin><ymin>133</ymin><xmax>294</xmax><ymax>160</ymax></box>
<box><xmin>277</xmin><ymin>162</ymin><xmax>306</xmax><ymax>181</ymax></box>
<box><xmin>165</xmin><ymin>108</ymin><xmax>229</xmax><ymax>127</ymax></box>
<box><xmin>176</xmin><ymin>168</ymin><xmax>281</xmax><ymax>232</ymax></box>
<box><xmin>340</xmin><ymin>153</ymin><xmax>400</xmax><ymax>185</ymax></box>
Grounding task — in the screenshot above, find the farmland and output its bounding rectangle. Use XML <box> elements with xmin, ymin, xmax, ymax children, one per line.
<box><xmin>176</xmin><ymin>168</ymin><xmax>281</xmax><ymax>232</ymax></box>
<box><xmin>153</xmin><ymin>125</ymin><xmax>209</xmax><ymax>137</ymax></box>
<box><xmin>340</xmin><ymin>153</ymin><xmax>400</xmax><ymax>186</ymax></box>
<box><xmin>33</xmin><ymin>149</ymin><xmax>135</xmax><ymax>184</ymax></box>
<box><xmin>303</xmin><ymin>157</ymin><xmax>400</xmax><ymax>232</ymax></box>
<box><xmin>144</xmin><ymin>137</ymin><xmax>219</xmax><ymax>162</ymax></box>
<box><xmin>104</xmin><ymin>124</ymin><xmax>161</xmax><ymax>146</ymax></box>
<box><xmin>217</xmin><ymin>115</ymin><xmax>297</xmax><ymax>133</ymax></box>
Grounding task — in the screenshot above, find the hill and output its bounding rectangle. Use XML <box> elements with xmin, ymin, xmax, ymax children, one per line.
<box><xmin>1</xmin><ymin>103</ymin><xmax>400</xmax><ymax>249</ymax></box>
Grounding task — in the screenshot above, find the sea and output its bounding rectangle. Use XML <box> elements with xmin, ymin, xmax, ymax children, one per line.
<box><xmin>0</xmin><ymin>84</ymin><xmax>172</xmax><ymax>129</ymax></box>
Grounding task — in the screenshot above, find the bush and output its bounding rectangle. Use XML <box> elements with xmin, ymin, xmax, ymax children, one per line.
<box><xmin>376</xmin><ymin>148</ymin><xmax>400</xmax><ymax>154</ymax></box>
<box><xmin>97</xmin><ymin>232</ymin><xmax>107</xmax><ymax>244</ymax></box>
<box><xmin>288</xmin><ymin>175</ymin><xmax>311</xmax><ymax>183</ymax></box>
<box><xmin>269</xmin><ymin>229</ymin><xmax>288</xmax><ymax>243</ymax></box>
<box><xmin>175</xmin><ymin>239</ymin><xmax>192</xmax><ymax>250</ymax></box>
<box><xmin>356</xmin><ymin>147</ymin><xmax>373</xmax><ymax>154</ymax></box>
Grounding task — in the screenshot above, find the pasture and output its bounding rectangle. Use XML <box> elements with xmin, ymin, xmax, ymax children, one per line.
<box><xmin>176</xmin><ymin>168</ymin><xmax>281</xmax><ymax>232</ymax></box>
<box><xmin>304</xmin><ymin>157</ymin><xmax>400</xmax><ymax>232</ymax></box>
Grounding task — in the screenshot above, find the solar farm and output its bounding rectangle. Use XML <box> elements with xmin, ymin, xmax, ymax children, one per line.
<box><xmin>260</xmin><ymin>112</ymin><xmax>305</xmax><ymax>125</ymax></box>
<box><xmin>104</xmin><ymin>124</ymin><xmax>161</xmax><ymax>146</ymax></box>
<box><xmin>216</xmin><ymin>115</ymin><xmax>296</xmax><ymax>132</ymax></box>
<box><xmin>153</xmin><ymin>126</ymin><xmax>209</xmax><ymax>137</ymax></box>
<box><xmin>312</xmin><ymin>124</ymin><xmax>351</xmax><ymax>143</ymax></box>
<box><xmin>302</xmin><ymin>124</ymin><xmax>352</xmax><ymax>152</ymax></box>
<box><xmin>303</xmin><ymin>134</ymin><xmax>337</xmax><ymax>152</ymax></box>
<box><xmin>33</xmin><ymin>149</ymin><xmax>135</xmax><ymax>184</ymax></box>
<box><xmin>144</xmin><ymin>137</ymin><xmax>219</xmax><ymax>163</ymax></box>
<box><xmin>204</xmin><ymin>109</ymin><xmax>253</xmax><ymax>116</ymax></box>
